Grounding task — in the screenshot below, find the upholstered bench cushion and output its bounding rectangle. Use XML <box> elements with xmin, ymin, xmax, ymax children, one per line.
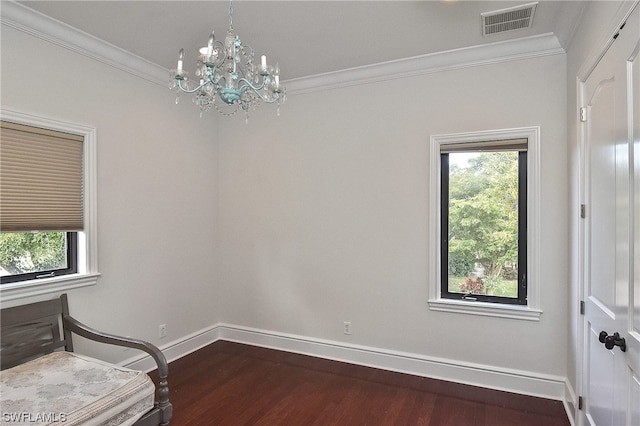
<box><xmin>0</xmin><ymin>351</ymin><xmax>155</xmax><ymax>426</ymax></box>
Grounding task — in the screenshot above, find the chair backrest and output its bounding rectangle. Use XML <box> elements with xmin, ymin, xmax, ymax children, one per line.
<box><xmin>1</xmin><ymin>295</ymin><xmax>74</xmax><ymax>370</ymax></box>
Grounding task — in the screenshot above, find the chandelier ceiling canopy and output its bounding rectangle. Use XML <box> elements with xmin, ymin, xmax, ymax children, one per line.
<box><xmin>170</xmin><ymin>0</ymin><xmax>285</xmax><ymax>119</ymax></box>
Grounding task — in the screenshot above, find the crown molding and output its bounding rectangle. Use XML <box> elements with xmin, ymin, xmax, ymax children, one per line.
<box><xmin>1</xmin><ymin>0</ymin><xmax>168</xmax><ymax>87</ymax></box>
<box><xmin>285</xmin><ymin>33</ymin><xmax>565</xmax><ymax>95</ymax></box>
<box><xmin>2</xmin><ymin>0</ymin><xmax>564</xmax><ymax>95</ymax></box>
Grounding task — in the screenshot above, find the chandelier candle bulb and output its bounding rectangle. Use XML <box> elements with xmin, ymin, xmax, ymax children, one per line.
<box><xmin>261</xmin><ymin>55</ymin><xmax>267</xmax><ymax>70</ymax></box>
<box><xmin>177</xmin><ymin>49</ymin><xmax>184</xmax><ymax>74</ymax></box>
<box><xmin>207</xmin><ymin>33</ymin><xmax>215</xmax><ymax>58</ymax></box>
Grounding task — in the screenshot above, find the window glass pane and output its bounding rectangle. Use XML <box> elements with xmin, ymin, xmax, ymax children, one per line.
<box><xmin>447</xmin><ymin>151</ymin><xmax>519</xmax><ymax>298</ymax></box>
<box><xmin>0</xmin><ymin>232</ymin><xmax>69</xmax><ymax>276</ymax></box>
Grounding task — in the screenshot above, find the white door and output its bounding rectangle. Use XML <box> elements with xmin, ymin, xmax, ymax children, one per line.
<box><xmin>582</xmin><ymin>4</ymin><xmax>640</xmax><ymax>426</ymax></box>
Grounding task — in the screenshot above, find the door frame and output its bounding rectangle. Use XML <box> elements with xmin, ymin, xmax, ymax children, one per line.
<box><xmin>575</xmin><ymin>2</ymin><xmax>640</xmax><ymax>425</ymax></box>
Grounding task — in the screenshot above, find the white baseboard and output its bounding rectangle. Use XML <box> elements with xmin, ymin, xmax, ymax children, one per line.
<box><xmin>123</xmin><ymin>323</ymin><xmax>568</xmax><ymax>403</ymax></box>
<box><xmin>563</xmin><ymin>379</ymin><xmax>577</xmax><ymax>426</ymax></box>
<box><xmin>122</xmin><ymin>325</ymin><xmax>221</xmax><ymax>372</ymax></box>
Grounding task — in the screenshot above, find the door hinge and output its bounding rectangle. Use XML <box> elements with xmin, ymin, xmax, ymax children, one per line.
<box><xmin>580</xmin><ymin>107</ymin><xmax>587</xmax><ymax>122</ymax></box>
<box><xmin>578</xmin><ymin>396</ymin><xmax>584</xmax><ymax>410</ymax></box>
<box><xmin>580</xmin><ymin>300</ymin><xmax>585</xmax><ymax>315</ymax></box>
<box><xmin>580</xmin><ymin>204</ymin><xmax>586</xmax><ymax>218</ymax></box>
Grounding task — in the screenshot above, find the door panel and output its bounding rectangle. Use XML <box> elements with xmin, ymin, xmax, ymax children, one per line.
<box><xmin>587</xmin><ymin>76</ymin><xmax>616</xmax><ymax>312</ymax></box>
<box><xmin>588</xmin><ymin>328</ymin><xmax>615</xmax><ymax>425</ymax></box>
<box><xmin>633</xmin><ymin>19</ymin><xmax>640</xmax><ymax>353</ymax></box>
<box><xmin>582</xmin><ymin>4</ymin><xmax>640</xmax><ymax>425</ymax></box>
<box><xmin>584</xmin><ymin>26</ymin><xmax>627</xmax><ymax>426</ymax></box>
<box><xmin>625</xmin><ymin>7</ymin><xmax>640</xmax><ymax>426</ymax></box>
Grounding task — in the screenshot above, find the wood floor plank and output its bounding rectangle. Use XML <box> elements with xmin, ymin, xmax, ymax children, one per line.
<box><xmin>149</xmin><ymin>341</ymin><xmax>569</xmax><ymax>425</ymax></box>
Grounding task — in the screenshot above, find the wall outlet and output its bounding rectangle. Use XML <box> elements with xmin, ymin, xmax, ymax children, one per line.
<box><xmin>158</xmin><ymin>324</ymin><xmax>167</xmax><ymax>339</ymax></box>
<box><xmin>343</xmin><ymin>321</ymin><xmax>352</xmax><ymax>335</ymax></box>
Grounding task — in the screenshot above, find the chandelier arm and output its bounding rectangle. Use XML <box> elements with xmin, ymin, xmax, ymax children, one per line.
<box><xmin>204</xmin><ymin>68</ymin><xmax>224</xmax><ymax>86</ymax></box>
<box><xmin>238</xmin><ymin>79</ymin><xmax>282</xmax><ymax>104</ymax></box>
<box><xmin>254</xmin><ymin>95</ymin><xmax>282</xmax><ymax>104</ymax></box>
<box><xmin>216</xmin><ymin>75</ymin><xmax>229</xmax><ymax>90</ymax></box>
<box><xmin>176</xmin><ymin>78</ymin><xmax>212</xmax><ymax>95</ymax></box>
<box><xmin>243</xmin><ymin>90</ymin><xmax>282</xmax><ymax>104</ymax></box>
<box><xmin>199</xmin><ymin>41</ymin><xmax>226</xmax><ymax>69</ymax></box>
<box><xmin>211</xmin><ymin>42</ymin><xmax>227</xmax><ymax>68</ymax></box>
<box><xmin>237</xmin><ymin>77</ymin><xmax>267</xmax><ymax>92</ymax></box>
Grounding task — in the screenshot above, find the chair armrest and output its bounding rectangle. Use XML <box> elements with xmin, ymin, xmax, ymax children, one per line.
<box><xmin>62</xmin><ymin>315</ymin><xmax>171</xmax><ymax>421</ymax></box>
<box><xmin>62</xmin><ymin>315</ymin><xmax>168</xmax><ymax>376</ymax></box>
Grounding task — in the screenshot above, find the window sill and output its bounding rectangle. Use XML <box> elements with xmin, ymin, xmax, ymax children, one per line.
<box><xmin>0</xmin><ymin>273</ymin><xmax>100</xmax><ymax>307</ymax></box>
<box><xmin>427</xmin><ymin>298</ymin><xmax>542</xmax><ymax>321</ymax></box>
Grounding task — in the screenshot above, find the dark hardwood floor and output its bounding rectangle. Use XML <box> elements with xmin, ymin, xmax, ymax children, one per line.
<box><xmin>149</xmin><ymin>340</ymin><xmax>569</xmax><ymax>426</ymax></box>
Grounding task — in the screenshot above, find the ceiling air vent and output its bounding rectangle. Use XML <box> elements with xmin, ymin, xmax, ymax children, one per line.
<box><xmin>481</xmin><ymin>2</ymin><xmax>538</xmax><ymax>36</ymax></box>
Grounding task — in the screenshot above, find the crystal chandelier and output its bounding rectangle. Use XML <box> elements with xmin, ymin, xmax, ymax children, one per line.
<box><xmin>170</xmin><ymin>0</ymin><xmax>285</xmax><ymax>119</ymax></box>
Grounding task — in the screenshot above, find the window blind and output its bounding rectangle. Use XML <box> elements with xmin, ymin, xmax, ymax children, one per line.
<box><xmin>1</xmin><ymin>121</ymin><xmax>84</xmax><ymax>232</ymax></box>
<box><xmin>440</xmin><ymin>138</ymin><xmax>528</xmax><ymax>153</ymax></box>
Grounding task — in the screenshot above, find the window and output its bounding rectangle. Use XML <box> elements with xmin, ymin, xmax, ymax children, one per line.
<box><xmin>441</xmin><ymin>141</ymin><xmax>527</xmax><ymax>305</ymax></box>
<box><xmin>429</xmin><ymin>128</ymin><xmax>540</xmax><ymax>320</ymax></box>
<box><xmin>0</xmin><ymin>232</ymin><xmax>78</xmax><ymax>283</ymax></box>
<box><xmin>1</xmin><ymin>121</ymin><xmax>83</xmax><ymax>284</ymax></box>
<box><xmin>0</xmin><ymin>110</ymin><xmax>98</xmax><ymax>303</ymax></box>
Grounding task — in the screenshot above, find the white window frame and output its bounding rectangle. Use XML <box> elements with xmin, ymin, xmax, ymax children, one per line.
<box><xmin>428</xmin><ymin>127</ymin><xmax>541</xmax><ymax>321</ymax></box>
<box><xmin>0</xmin><ymin>109</ymin><xmax>99</xmax><ymax>306</ymax></box>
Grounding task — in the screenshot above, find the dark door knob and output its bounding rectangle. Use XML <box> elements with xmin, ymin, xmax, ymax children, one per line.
<box><xmin>599</xmin><ymin>331</ymin><xmax>627</xmax><ymax>352</ymax></box>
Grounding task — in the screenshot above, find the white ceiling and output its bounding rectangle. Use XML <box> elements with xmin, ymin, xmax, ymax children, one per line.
<box><xmin>16</xmin><ymin>1</ymin><xmax>587</xmax><ymax>81</ymax></box>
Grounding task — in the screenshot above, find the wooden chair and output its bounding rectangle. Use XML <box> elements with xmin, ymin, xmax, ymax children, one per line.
<box><xmin>1</xmin><ymin>294</ymin><xmax>172</xmax><ymax>425</ymax></box>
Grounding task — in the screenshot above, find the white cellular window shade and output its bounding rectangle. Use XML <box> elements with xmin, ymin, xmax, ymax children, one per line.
<box><xmin>1</xmin><ymin>121</ymin><xmax>84</xmax><ymax>232</ymax></box>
